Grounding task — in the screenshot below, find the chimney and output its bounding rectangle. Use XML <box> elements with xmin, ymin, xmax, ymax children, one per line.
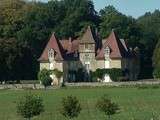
<box><xmin>69</xmin><ymin>37</ymin><xmax>72</xmax><ymax>44</ymax></box>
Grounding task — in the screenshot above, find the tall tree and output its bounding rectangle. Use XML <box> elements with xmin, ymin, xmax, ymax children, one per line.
<box><xmin>137</xmin><ymin>10</ymin><xmax>160</xmax><ymax>78</ymax></box>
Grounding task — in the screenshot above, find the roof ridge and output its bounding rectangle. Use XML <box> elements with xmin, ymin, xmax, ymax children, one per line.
<box><xmin>52</xmin><ymin>33</ymin><xmax>63</xmax><ymax>60</ymax></box>
<box><xmin>38</xmin><ymin>32</ymin><xmax>63</xmax><ymax>61</ymax></box>
<box><xmin>111</xmin><ymin>31</ymin><xmax>123</xmax><ymax>57</ymax></box>
<box><xmin>80</xmin><ymin>26</ymin><xmax>96</xmax><ymax>43</ymax></box>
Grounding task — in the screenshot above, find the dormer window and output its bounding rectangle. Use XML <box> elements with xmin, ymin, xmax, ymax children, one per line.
<box><xmin>48</xmin><ymin>48</ymin><xmax>54</xmax><ymax>62</ymax></box>
<box><xmin>104</xmin><ymin>46</ymin><xmax>110</xmax><ymax>58</ymax></box>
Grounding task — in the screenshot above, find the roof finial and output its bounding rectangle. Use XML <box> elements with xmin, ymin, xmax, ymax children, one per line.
<box><xmin>69</xmin><ymin>37</ymin><xmax>72</xmax><ymax>44</ymax></box>
<box><xmin>87</xmin><ymin>25</ymin><xmax>91</xmax><ymax>30</ymax></box>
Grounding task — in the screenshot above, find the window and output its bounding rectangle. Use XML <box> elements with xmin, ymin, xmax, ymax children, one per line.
<box><xmin>85</xmin><ymin>62</ymin><xmax>90</xmax><ymax>72</ymax></box>
<box><xmin>104</xmin><ymin>46</ymin><xmax>110</xmax><ymax>58</ymax></box>
<box><xmin>48</xmin><ymin>48</ymin><xmax>54</xmax><ymax>61</ymax></box>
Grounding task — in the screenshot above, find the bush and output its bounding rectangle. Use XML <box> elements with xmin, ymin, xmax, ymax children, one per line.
<box><xmin>52</xmin><ymin>69</ymin><xmax>63</xmax><ymax>85</ymax></box>
<box><xmin>90</xmin><ymin>71</ymin><xmax>98</xmax><ymax>82</ymax></box>
<box><xmin>60</xmin><ymin>95</ymin><xmax>81</xmax><ymax>119</ymax></box>
<box><xmin>153</xmin><ymin>68</ymin><xmax>160</xmax><ymax>79</ymax></box>
<box><xmin>76</xmin><ymin>68</ymin><xmax>84</xmax><ymax>82</ymax></box>
<box><xmin>17</xmin><ymin>94</ymin><xmax>44</xmax><ymax>120</ymax></box>
<box><xmin>96</xmin><ymin>95</ymin><xmax>119</xmax><ymax>120</ymax></box>
<box><xmin>92</xmin><ymin>68</ymin><xmax>124</xmax><ymax>82</ymax></box>
<box><xmin>38</xmin><ymin>69</ymin><xmax>52</xmax><ymax>88</ymax></box>
<box><xmin>109</xmin><ymin>68</ymin><xmax>124</xmax><ymax>81</ymax></box>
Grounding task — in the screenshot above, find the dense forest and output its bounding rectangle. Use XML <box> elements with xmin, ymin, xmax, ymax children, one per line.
<box><xmin>0</xmin><ymin>0</ymin><xmax>160</xmax><ymax>81</ymax></box>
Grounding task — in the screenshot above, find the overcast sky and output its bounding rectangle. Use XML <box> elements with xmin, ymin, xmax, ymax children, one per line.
<box><xmin>39</xmin><ymin>0</ymin><xmax>160</xmax><ymax>18</ymax></box>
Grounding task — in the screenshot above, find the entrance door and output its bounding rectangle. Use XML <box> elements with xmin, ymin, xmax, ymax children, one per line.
<box><xmin>85</xmin><ymin>62</ymin><xmax>90</xmax><ymax>73</ymax></box>
<box><xmin>105</xmin><ymin>60</ymin><xmax>110</xmax><ymax>68</ymax></box>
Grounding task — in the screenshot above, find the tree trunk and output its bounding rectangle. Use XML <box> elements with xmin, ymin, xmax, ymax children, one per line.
<box><xmin>27</xmin><ymin>117</ymin><xmax>31</xmax><ymax>120</ymax></box>
<box><xmin>108</xmin><ymin>115</ymin><xmax>111</xmax><ymax>120</ymax></box>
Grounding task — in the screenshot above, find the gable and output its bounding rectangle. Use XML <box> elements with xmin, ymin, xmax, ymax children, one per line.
<box><xmin>96</xmin><ymin>30</ymin><xmax>129</xmax><ymax>60</ymax></box>
<box><xmin>38</xmin><ymin>33</ymin><xmax>63</xmax><ymax>62</ymax></box>
<box><xmin>80</xmin><ymin>26</ymin><xmax>96</xmax><ymax>44</ymax></box>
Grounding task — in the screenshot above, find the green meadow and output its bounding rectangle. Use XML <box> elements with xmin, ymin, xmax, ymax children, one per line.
<box><xmin>0</xmin><ymin>86</ymin><xmax>160</xmax><ymax>120</ymax></box>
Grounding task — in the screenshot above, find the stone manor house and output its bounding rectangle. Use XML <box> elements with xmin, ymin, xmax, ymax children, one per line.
<box><xmin>38</xmin><ymin>26</ymin><xmax>140</xmax><ymax>84</ymax></box>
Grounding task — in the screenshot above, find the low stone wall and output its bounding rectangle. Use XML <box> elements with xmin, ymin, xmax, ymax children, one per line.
<box><xmin>66</xmin><ymin>79</ymin><xmax>160</xmax><ymax>87</ymax></box>
<box><xmin>0</xmin><ymin>84</ymin><xmax>44</xmax><ymax>90</ymax></box>
<box><xmin>0</xmin><ymin>79</ymin><xmax>160</xmax><ymax>90</ymax></box>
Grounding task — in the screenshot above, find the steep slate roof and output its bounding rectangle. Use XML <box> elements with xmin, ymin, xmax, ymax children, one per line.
<box><xmin>60</xmin><ymin>38</ymin><xmax>79</xmax><ymax>54</ymax></box>
<box><xmin>80</xmin><ymin>26</ymin><xmax>96</xmax><ymax>44</ymax></box>
<box><xmin>38</xmin><ymin>33</ymin><xmax>63</xmax><ymax>61</ymax></box>
<box><xmin>39</xmin><ymin>27</ymin><xmax>133</xmax><ymax>62</ymax></box>
<box><xmin>96</xmin><ymin>30</ymin><xmax>129</xmax><ymax>60</ymax></box>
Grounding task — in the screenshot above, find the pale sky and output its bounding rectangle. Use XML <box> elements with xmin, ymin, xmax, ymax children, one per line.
<box><xmin>39</xmin><ymin>0</ymin><xmax>160</xmax><ymax>18</ymax></box>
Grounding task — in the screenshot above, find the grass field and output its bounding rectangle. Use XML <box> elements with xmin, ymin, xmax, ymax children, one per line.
<box><xmin>0</xmin><ymin>86</ymin><xmax>160</xmax><ymax>120</ymax></box>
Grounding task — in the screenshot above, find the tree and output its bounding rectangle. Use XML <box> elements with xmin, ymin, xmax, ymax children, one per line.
<box><xmin>53</xmin><ymin>0</ymin><xmax>99</xmax><ymax>38</ymax></box>
<box><xmin>153</xmin><ymin>40</ymin><xmax>160</xmax><ymax>69</ymax></box>
<box><xmin>53</xmin><ymin>69</ymin><xmax>63</xmax><ymax>85</ymax></box>
<box><xmin>17</xmin><ymin>94</ymin><xmax>44</xmax><ymax>120</ymax></box>
<box><xmin>38</xmin><ymin>69</ymin><xmax>52</xmax><ymax>88</ymax></box>
<box><xmin>137</xmin><ymin>10</ymin><xmax>160</xmax><ymax>78</ymax></box>
<box><xmin>60</xmin><ymin>95</ymin><xmax>81</xmax><ymax>119</ymax></box>
<box><xmin>0</xmin><ymin>38</ymin><xmax>33</xmax><ymax>82</ymax></box>
<box><xmin>96</xmin><ymin>95</ymin><xmax>119</xmax><ymax>120</ymax></box>
<box><xmin>99</xmin><ymin>6</ymin><xmax>141</xmax><ymax>46</ymax></box>
<box><xmin>153</xmin><ymin>68</ymin><xmax>160</xmax><ymax>79</ymax></box>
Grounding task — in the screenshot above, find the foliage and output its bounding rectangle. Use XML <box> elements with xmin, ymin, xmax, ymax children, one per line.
<box><xmin>52</xmin><ymin>69</ymin><xmax>63</xmax><ymax>85</ymax></box>
<box><xmin>137</xmin><ymin>10</ymin><xmax>160</xmax><ymax>78</ymax></box>
<box><xmin>99</xmin><ymin>5</ymin><xmax>141</xmax><ymax>47</ymax></box>
<box><xmin>96</xmin><ymin>95</ymin><xmax>119</xmax><ymax>120</ymax></box>
<box><xmin>153</xmin><ymin>40</ymin><xmax>160</xmax><ymax>69</ymax></box>
<box><xmin>38</xmin><ymin>69</ymin><xmax>52</xmax><ymax>88</ymax></box>
<box><xmin>90</xmin><ymin>71</ymin><xmax>98</xmax><ymax>82</ymax></box>
<box><xmin>76</xmin><ymin>68</ymin><xmax>85</xmax><ymax>82</ymax></box>
<box><xmin>153</xmin><ymin>68</ymin><xmax>160</xmax><ymax>79</ymax></box>
<box><xmin>92</xmin><ymin>68</ymin><xmax>124</xmax><ymax>81</ymax></box>
<box><xmin>53</xmin><ymin>69</ymin><xmax>63</xmax><ymax>80</ymax></box>
<box><xmin>0</xmin><ymin>38</ymin><xmax>36</xmax><ymax>82</ymax></box>
<box><xmin>17</xmin><ymin>94</ymin><xmax>44</xmax><ymax>120</ymax></box>
<box><xmin>60</xmin><ymin>95</ymin><xmax>81</xmax><ymax>119</ymax></box>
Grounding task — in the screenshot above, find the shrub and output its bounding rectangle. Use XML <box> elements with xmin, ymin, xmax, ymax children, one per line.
<box><xmin>153</xmin><ymin>68</ymin><xmax>160</xmax><ymax>79</ymax></box>
<box><xmin>17</xmin><ymin>94</ymin><xmax>44</xmax><ymax>120</ymax></box>
<box><xmin>109</xmin><ymin>68</ymin><xmax>124</xmax><ymax>81</ymax></box>
<box><xmin>76</xmin><ymin>68</ymin><xmax>84</xmax><ymax>82</ymax></box>
<box><xmin>52</xmin><ymin>69</ymin><xmax>63</xmax><ymax>85</ymax></box>
<box><xmin>92</xmin><ymin>68</ymin><xmax>124</xmax><ymax>82</ymax></box>
<box><xmin>90</xmin><ymin>71</ymin><xmax>98</xmax><ymax>82</ymax></box>
<box><xmin>38</xmin><ymin>69</ymin><xmax>52</xmax><ymax>88</ymax></box>
<box><xmin>60</xmin><ymin>95</ymin><xmax>81</xmax><ymax>119</ymax></box>
<box><xmin>96</xmin><ymin>95</ymin><xmax>119</xmax><ymax>120</ymax></box>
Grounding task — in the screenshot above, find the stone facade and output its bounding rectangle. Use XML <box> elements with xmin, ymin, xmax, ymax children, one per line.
<box><xmin>38</xmin><ymin>26</ymin><xmax>140</xmax><ymax>84</ymax></box>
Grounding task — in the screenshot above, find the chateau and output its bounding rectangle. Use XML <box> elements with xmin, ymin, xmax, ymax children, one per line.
<box><xmin>38</xmin><ymin>26</ymin><xmax>140</xmax><ymax>84</ymax></box>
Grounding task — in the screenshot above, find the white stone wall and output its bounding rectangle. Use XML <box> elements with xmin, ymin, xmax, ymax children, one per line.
<box><xmin>40</xmin><ymin>62</ymin><xmax>50</xmax><ymax>70</ymax></box>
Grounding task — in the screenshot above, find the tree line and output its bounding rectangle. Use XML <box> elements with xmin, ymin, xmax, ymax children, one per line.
<box><xmin>0</xmin><ymin>0</ymin><xmax>160</xmax><ymax>81</ymax></box>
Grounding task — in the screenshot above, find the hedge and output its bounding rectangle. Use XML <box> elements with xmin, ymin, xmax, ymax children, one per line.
<box><xmin>153</xmin><ymin>68</ymin><xmax>160</xmax><ymax>79</ymax></box>
<box><xmin>92</xmin><ymin>68</ymin><xmax>124</xmax><ymax>82</ymax></box>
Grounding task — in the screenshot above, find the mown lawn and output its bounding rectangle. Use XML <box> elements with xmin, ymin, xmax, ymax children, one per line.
<box><xmin>0</xmin><ymin>86</ymin><xmax>160</xmax><ymax>120</ymax></box>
